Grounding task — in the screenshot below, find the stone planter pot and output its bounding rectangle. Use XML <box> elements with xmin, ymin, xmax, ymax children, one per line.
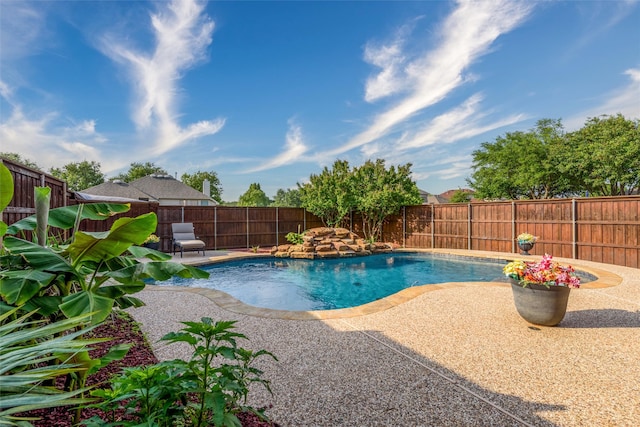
<box><xmin>517</xmin><ymin>241</ymin><xmax>535</xmax><ymax>255</ymax></box>
<box><xmin>143</xmin><ymin>242</ymin><xmax>160</xmax><ymax>250</ymax></box>
<box><xmin>510</xmin><ymin>280</ymin><xmax>571</xmax><ymax>326</ymax></box>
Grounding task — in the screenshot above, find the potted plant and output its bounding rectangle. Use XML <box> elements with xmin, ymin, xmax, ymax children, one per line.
<box><xmin>516</xmin><ymin>232</ymin><xmax>538</xmax><ymax>255</ymax></box>
<box><xmin>504</xmin><ymin>254</ymin><xmax>581</xmax><ymax>326</ymax></box>
<box><xmin>142</xmin><ymin>233</ymin><xmax>160</xmax><ymax>250</ymax></box>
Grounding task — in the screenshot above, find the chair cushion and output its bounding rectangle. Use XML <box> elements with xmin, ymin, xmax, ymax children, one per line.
<box><xmin>172</xmin><ymin>223</ymin><xmax>196</xmax><ymax>234</ymax></box>
<box><xmin>175</xmin><ymin>239</ymin><xmax>205</xmax><ymax>249</ymax></box>
<box><xmin>174</xmin><ymin>232</ymin><xmax>196</xmax><ymax>241</ymax></box>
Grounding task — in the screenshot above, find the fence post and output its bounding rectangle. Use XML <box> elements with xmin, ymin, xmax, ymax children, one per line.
<box><xmin>511</xmin><ymin>201</ymin><xmax>516</xmax><ymax>253</ymax></box>
<box><xmin>430</xmin><ymin>204</ymin><xmax>435</xmax><ymax>249</ymax></box>
<box><xmin>246</xmin><ymin>207</ymin><xmax>249</xmax><ymax>249</ymax></box>
<box><xmin>303</xmin><ymin>209</ymin><xmax>307</xmax><ymax>231</ymax></box>
<box><xmin>467</xmin><ymin>203</ymin><xmax>472</xmax><ymax>250</ymax></box>
<box><xmin>275</xmin><ymin>207</ymin><xmax>279</xmax><ymax>246</ymax></box>
<box><xmin>214</xmin><ymin>206</ymin><xmax>217</xmax><ymax>250</ymax></box>
<box><xmin>402</xmin><ymin>206</ymin><xmax>406</xmax><ymax>248</ymax></box>
<box><xmin>572</xmin><ymin>198</ymin><xmax>577</xmax><ymax>259</ymax></box>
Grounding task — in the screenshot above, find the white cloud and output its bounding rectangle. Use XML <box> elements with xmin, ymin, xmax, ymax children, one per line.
<box><xmin>363</xmin><ymin>20</ymin><xmax>418</xmax><ymax>102</ymax></box>
<box><xmin>0</xmin><ymin>2</ymin><xmax>47</xmax><ymax>62</ymax></box>
<box><xmin>99</xmin><ymin>0</ymin><xmax>224</xmax><ymax>155</ymax></box>
<box><xmin>565</xmin><ymin>68</ymin><xmax>640</xmax><ymax>130</ymax></box>
<box><xmin>397</xmin><ymin>93</ymin><xmax>527</xmax><ymax>150</ymax></box>
<box><xmin>0</xmin><ymin>99</ymin><xmax>106</xmax><ymax>169</ymax></box>
<box><xmin>0</xmin><ymin>80</ymin><xmax>12</xmax><ymax>100</ymax></box>
<box><xmin>245</xmin><ymin>120</ymin><xmax>310</xmax><ymax>173</ymax></box>
<box><xmin>323</xmin><ymin>0</ymin><xmax>533</xmax><ymax>158</ymax></box>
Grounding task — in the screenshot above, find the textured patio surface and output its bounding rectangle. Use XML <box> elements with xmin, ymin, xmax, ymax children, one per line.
<box><xmin>129</xmin><ymin>250</ymin><xmax>640</xmax><ymax>426</ymax></box>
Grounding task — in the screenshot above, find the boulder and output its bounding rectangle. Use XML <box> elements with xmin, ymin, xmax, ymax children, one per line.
<box><xmin>273</xmin><ymin>227</ymin><xmax>393</xmax><ymax>259</ymax></box>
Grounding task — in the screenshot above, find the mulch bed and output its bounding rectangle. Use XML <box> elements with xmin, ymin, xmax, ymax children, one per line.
<box><xmin>21</xmin><ymin>312</ymin><xmax>277</xmax><ymax>427</ymax></box>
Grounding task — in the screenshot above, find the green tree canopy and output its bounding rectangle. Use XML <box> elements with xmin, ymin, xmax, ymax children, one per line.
<box><xmin>468</xmin><ymin>119</ymin><xmax>573</xmax><ymax>199</ymax></box>
<box><xmin>299</xmin><ymin>159</ymin><xmax>421</xmax><ymax>239</ymax></box>
<box><xmin>351</xmin><ymin>159</ymin><xmax>422</xmax><ymax>240</ymax></box>
<box><xmin>299</xmin><ymin>160</ymin><xmax>355</xmax><ymax>227</ymax></box>
<box><xmin>238</xmin><ymin>183</ymin><xmax>270</xmax><ymax>207</ymax></box>
<box><xmin>0</xmin><ymin>152</ymin><xmax>41</xmax><ymax>170</ymax></box>
<box><xmin>50</xmin><ymin>160</ymin><xmax>105</xmax><ymax>191</ymax></box>
<box><xmin>449</xmin><ymin>189</ymin><xmax>472</xmax><ymax>203</ymax></box>
<box><xmin>271</xmin><ymin>188</ymin><xmax>302</xmax><ymax>207</ymax></box>
<box><xmin>181</xmin><ymin>170</ymin><xmax>223</xmax><ymax>203</ymax></box>
<box><xmin>112</xmin><ymin>162</ymin><xmax>167</xmax><ymax>182</ymax></box>
<box><xmin>564</xmin><ymin>114</ymin><xmax>640</xmax><ymax>196</ymax></box>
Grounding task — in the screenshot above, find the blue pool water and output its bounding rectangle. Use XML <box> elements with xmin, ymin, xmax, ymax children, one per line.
<box><xmin>155</xmin><ymin>253</ymin><xmax>509</xmax><ymax>311</ymax></box>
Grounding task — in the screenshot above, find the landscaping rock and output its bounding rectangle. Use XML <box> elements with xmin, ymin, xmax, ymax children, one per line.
<box><xmin>275</xmin><ymin>227</ymin><xmax>393</xmax><ymax>259</ymax></box>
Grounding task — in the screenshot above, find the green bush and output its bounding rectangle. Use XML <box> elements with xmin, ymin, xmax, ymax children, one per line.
<box><xmin>85</xmin><ymin>317</ymin><xmax>277</xmax><ymax>427</ymax></box>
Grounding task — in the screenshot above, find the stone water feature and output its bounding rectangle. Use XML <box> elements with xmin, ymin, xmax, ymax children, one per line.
<box><xmin>271</xmin><ymin>227</ymin><xmax>395</xmax><ymax>259</ymax></box>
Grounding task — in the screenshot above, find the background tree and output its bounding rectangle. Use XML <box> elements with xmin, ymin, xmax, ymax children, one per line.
<box><xmin>563</xmin><ymin>114</ymin><xmax>640</xmax><ymax>196</ymax></box>
<box><xmin>351</xmin><ymin>159</ymin><xmax>422</xmax><ymax>240</ymax></box>
<box><xmin>271</xmin><ymin>188</ymin><xmax>302</xmax><ymax>207</ymax></box>
<box><xmin>238</xmin><ymin>183</ymin><xmax>270</xmax><ymax>207</ymax></box>
<box><xmin>449</xmin><ymin>189</ymin><xmax>472</xmax><ymax>203</ymax></box>
<box><xmin>50</xmin><ymin>160</ymin><xmax>105</xmax><ymax>191</ymax></box>
<box><xmin>0</xmin><ymin>152</ymin><xmax>41</xmax><ymax>170</ymax></box>
<box><xmin>299</xmin><ymin>160</ymin><xmax>354</xmax><ymax>227</ymax></box>
<box><xmin>181</xmin><ymin>170</ymin><xmax>223</xmax><ymax>203</ymax></box>
<box><xmin>111</xmin><ymin>162</ymin><xmax>167</xmax><ymax>182</ymax></box>
<box><xmin>468</xmin><ymin>119</ymin><xmax>573</xmax><ymax>199</ymax></box>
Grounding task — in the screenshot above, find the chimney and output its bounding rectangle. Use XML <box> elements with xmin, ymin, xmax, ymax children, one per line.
<box><xmin>202</xmin><ymin>179</ymin><xmax>210</xmax><ymax>197</ymax></box>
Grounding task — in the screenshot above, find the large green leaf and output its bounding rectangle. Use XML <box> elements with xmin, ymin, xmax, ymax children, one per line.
<box><xmin>127</xmin><ymin>245</ymin><xmax>172</xmax><ymax>261</ymax></box>
<box><xmin>0</xmin><ymin>270</ymin><xmax>55</xmax><ymax>305</ymax></box>
<box><xmin>59</xmin><ymin>291</ymin><xmax>115</xmax><ymax>324</ymax></box>
<box><xmin>0</xmin><ymin>162</ymin><xmax>13</xmax><ymax>213</ymax></box>
<box><xmin>107</xmin><ymin>261</ymin><xmax>209</xmax><ymax>284</ymax></box>
<box><xmin>66</xmin><ymin>213</ymin><xmax>157</xmax><ymax>264</ymax></box>
<box><xmin>6</xmin><ymin>203</ymin><xmax>131</xmax><ymax>235</ymax></box>
<box><xmin>21</xmin><ymin>295</ymin><xmax>63</xmax><ymax>316</ymax></box>
<box><xmin>2</xmin><ymin>236</ymin><xmax>76</xmax><ymax>273</ymax></box>
<box><xmin>95</xmin><ymin>283</ymin><xmax>146</xmax><ymax>299</ymax></box>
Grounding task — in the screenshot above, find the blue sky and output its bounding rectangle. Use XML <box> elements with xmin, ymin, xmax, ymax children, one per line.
<box><xmin>1</xmin><ymin>0</ymin><xmax>639</xmax><ymax>201</ymax></box>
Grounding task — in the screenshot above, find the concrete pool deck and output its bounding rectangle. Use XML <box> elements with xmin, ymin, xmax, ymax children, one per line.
<box><xmin>130</xmin><ymin>249</ymin><xmax>640</xmax><ymax>426</ymax></box>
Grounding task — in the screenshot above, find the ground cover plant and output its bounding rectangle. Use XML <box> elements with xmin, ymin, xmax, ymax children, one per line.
<box><xmin>84</xmin><ymin>317</ymin><xmax>277</xmax><ymax>427</ymax></box>
<box><xmin>20</xmin><ymin>312</ymin><xmax>278</xmax><ymax>427</ymax></box>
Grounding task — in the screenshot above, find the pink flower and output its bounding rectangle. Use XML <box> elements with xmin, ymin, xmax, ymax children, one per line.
<box><xmin>504</xmin><ymin>254</ymin><xmax>581</xmax><ymax>288</ymax></box>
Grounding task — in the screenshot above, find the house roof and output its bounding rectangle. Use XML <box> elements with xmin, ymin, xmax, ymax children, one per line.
<box><xmin>80</xmin><ymin>180</ymin><xmax>156</xmax><ymax>201</ymax></box>
<box><xmin>79</xmin><ymin>174</ymin><xmax>216</xmax><ymax>204</ymax></box>
<box><xmin>130</xmin><ymin>175</ymin><xmax>214</xmax><ymax>202</ymax></box>
<box><xmin>418</xmin><ymin>189</ymin><xmax>448</xmax><ymax>204</ymax></box>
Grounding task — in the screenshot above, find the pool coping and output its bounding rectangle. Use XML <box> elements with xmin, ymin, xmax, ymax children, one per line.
<box><xmin>149</xmin><ymin>248</ymin><xmax>623</xmax><ymax>320</ymax></box>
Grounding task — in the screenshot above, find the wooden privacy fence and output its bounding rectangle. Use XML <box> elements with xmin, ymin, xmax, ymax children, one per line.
<box><xmin>2</xmin><ymin>158</ymin><xmax>67</xmax><ymax>226</ymax></box>
<box><xmin>3</xmin><ymin>159</ymin><xmax>638</xmax><ymax>269</ymax></box>
<box><xmin>154</xmin><ymin>206</ymin><xmax>324</xmax><ymax>253</ymax></box>
<box><xmin>374</xmin><ymin>197</ymin><xmax>639</xmax><ymax>269</ymax></box>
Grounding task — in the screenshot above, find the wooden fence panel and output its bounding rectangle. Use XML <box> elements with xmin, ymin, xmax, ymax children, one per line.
<box><xmin>276</xmin><ymin>208</ymin><xmax>306</xmax><ymax>245</ymax></box>
<box><xmin>248</xmin><ymin>208</ymin><xmax>276</xmax><ymax>248</ymax></box>
<box><xmin>576</xmin><ymin>197</ymin><xmax>640</xmax><ymax>268</ymax></box>
<box><xmin>434</xmin><ymin>204</ymin><xmax>467</xmax><ymax>249</ymax></box>
<box><xmin>396</xmin><ymin>205</ymin><xmax>432</xmax><ymax>248</ymax></box>
<box><xmin>471</xmin><ymin>203</ymin><xmax>512</xmax><ymax>253</ymax></box>
<box><xmin>515</xmin><ymin>200</ymin><xmax>573</xmax><ymax>258</ymax></box>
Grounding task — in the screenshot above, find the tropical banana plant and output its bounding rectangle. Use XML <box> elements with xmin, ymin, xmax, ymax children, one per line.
<box><xmin>0</xmin><ymin>309</ymin><xmax>126</xmax><ymax>425</ymax></box>
<box><xmin>0</xmin><ymin>162</ymin><xmax>208</xmax><ymax>324</ymax></box>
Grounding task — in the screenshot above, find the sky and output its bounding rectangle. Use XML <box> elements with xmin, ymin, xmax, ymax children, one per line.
<box><xmin>1</xmin><ymin>0</ymin><xmax>639</xmax><ymax>202</ymax></box>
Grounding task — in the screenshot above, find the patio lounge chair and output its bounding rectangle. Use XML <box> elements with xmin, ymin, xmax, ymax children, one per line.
<box><xmin>171</xmin><ymin>223</ymin><xmax>206</xmax><ymax>257</ymax></box>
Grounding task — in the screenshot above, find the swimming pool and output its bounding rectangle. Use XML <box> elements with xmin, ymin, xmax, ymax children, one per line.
<box><xmin>154</xmin><ymin>253</ymin><xmax>509</xmax><ymax>311</ymax></box>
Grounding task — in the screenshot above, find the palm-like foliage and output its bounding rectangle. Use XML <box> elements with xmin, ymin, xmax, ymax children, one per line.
<box><xmin>0</xmin><ymin>310</ymin><xmax>100</xmax><ymax>425</ymax></box>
